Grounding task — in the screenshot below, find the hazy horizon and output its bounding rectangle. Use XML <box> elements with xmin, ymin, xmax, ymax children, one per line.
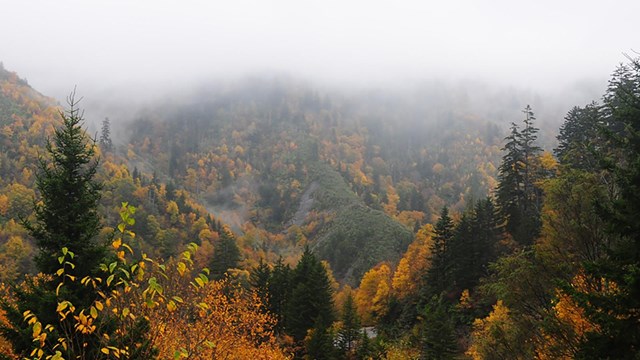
<box><xmin>1</xmin><ymin>0</ymin><xmax>638</xmax><ymax>102</ymax></box>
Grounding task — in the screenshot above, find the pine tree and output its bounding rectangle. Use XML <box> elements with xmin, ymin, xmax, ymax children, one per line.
<box><xmin>555</xmin><ymin>103</ymin><xmax>603</xmax><ymax>170</ymax></box>
<box><xmin>338</xmin><ymin>292</ymin><xmax>361</xmax><ymax>356</ymax></box>
<box><xmin>269</xmin><ymin>257</ymin><xmax>291</xmax><ymax>333</ymax></box>
<box><xmin>570</xmin><ymin>56</ymin><xmax>640</xmax><ymax>358</ymax></box>
<box><xmin>24</xmin><ymin>93</ymin><xmax>105</xmax><ymax>291</ymax></box>
<box><xmin>424</xmin><ymin>206</ymin><xmax>454</xmax><ymax>298</ymax></box>
<box><xmin>496</xmin><ymin>106</ymin><xmax>543</xmax><ymax>246</ymax></box>
<box><xmin>250</xmin><ymin>258</ymin><xmax>271</xmax><ymax>313</ymax></box>
<box><xmin>496</xmin><ymin>122</ymin><xmax>525</xmax><ymax>241</ymax></box>
<box><xmin>286</xmin><ymin>248</ymin><xmax>335</xmax><ymax>350</ymax></box>
<box><xmin>0</xmin><ymin>93</ymin><xmax>106</xmax><ymax>357</ymax></box>
<box><xmin>99</xmin><ymin>117</ymin><xmax>113</xmax><ymax>152</ymax></box>
<box><xmin>419</xmin><ymin>296</ymin><xmax>457</xmax><ymax>360</ymax></box>
<box><xmin>210</xmin><ymin>227</ymin><xmax>241</xmax><ymax>279</ymax></box>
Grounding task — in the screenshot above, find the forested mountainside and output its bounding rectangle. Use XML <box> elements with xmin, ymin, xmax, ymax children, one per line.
<box><xmin>0</xmin><ymin>64</ymin><xmax>235</xmax><ymax>283</ymax></box>
<box><xmin>121</xmin><ymin>78</ymin><xmax>522</xmax><ymax>282</ymax></box>
<box><xmin>0</xmin><ymin>56</ymin><xmax>639</xmax><ymax>359</ymax></box>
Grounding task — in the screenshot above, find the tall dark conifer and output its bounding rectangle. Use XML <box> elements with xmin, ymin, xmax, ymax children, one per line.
<box><xmin>555</xmin><ymin>103</ymin><xmax>603</xmax><ymax>170</ymax></box>
<box><xmin>99</xmin><ymin>117</ymin><xmax>113</xmax><ymax>152</ymax></box>
<box><xmin>425</xmin><ymin>206</ymin><xmax>454</xmax><ymax>298</ymax></box>
<box><xmin>25</xmin><ymin>93</ymin><xmax>104</xmax><ymax>289</ymax></box>
<box><xmin>1</xmin><ymin>94</ymin><xmax>106</xmax><ymax>357</ymax></box>
<box><xmin>571</xmin><ymin>56</ymin><xmax>640</xmax><ymax>358</ymax></box>
<box><xmin>496</xmin><ymin>106</ymin><xmax>543</xmax><ymax>246</ymax></box>
<box><xmin>286</xmin><ymin>248</ymin><xmax>335</xmax><ymax>351</ymax></box>
<box><xmin>210</xmin><ymin>227</ymin><xmax>241</xmax><ymax>279</ymax></box>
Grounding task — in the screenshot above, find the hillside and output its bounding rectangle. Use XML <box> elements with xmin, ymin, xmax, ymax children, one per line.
<box><xmin>117</xmin><ymin>78</ymin><xmax>515</xmax><ymax>282</ymax></box>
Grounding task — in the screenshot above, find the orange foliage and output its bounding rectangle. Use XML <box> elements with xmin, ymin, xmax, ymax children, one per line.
<box><xmin>392</xmin><ymin>224</ymin><xmax>433</xmax><ymax>299</ymax></box>
<box><xmin>356</xmin><ymin>263</ymin><xmax>392</xmax><ymax>324</ymax></box>
<box><xmin>150</xmin><ymin>280</ymin><xmax>290</xmax><ymax>359</ymax></box>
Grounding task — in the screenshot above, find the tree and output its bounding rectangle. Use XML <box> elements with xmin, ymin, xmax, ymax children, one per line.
<box><xmin>286</xmin><ymin>248</ymin><xmax>335</xmax><ymax>352</ymax></box>
<box><xmin>250</xmin><ymin>258</ymin><xmax>271</xmax><ymax>313</ymax></box>
<box><xmin>555</xmin><ymin>103</ymin><xmax>603</xmax><ymax>170</ymax></box>
<box><xmin>424</xmin><ymin>206</ymin><xmax>454</xmax><ymax>298</ymax></box>
<box><xmin>269</xmin><ymin>257</ymin><xmax>291</xmax><ymax>333</ymax></box>
<box><xmin>569</xmin><ymin>56</ymin><xmax>640</xmax><ymax>358</ymax></box>
<box><xmin>496</xmin><ymin>106</ymin><xmax>543</xmax><ymax>246</ymax></box>
<box><xmin>338</xmin><ymin>292</ymin><xmax>361</xmax><ymax>356</ymax></box>
<box><xmin>1</xmin><ymin>93</ymin><xmax>106</xmax><ymax>357</ymax></box>
<box><xmin>210</xmin><ymin>226</ymin><xmax>241</xmax><ymax>279</ymax></box>
<box><xmin>99</xmin><ymin>117</ymin><xmax>113</xmax><ymax>152</ymax></box>
<box><xmin>419</xmin><ymin>296</ymin><xmax>457</xmax><ymax>360</ymax></box>
<box><xmin>26</xmin><ymin>93</ymin><xmax>105</xmax><ymax>280</ymax></box>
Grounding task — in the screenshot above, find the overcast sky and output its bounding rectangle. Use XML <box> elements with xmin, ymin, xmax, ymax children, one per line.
<box><xmin>1</xmin><ymin>0</ymin><xmax>638</xmax><ymax>100</ymax></box>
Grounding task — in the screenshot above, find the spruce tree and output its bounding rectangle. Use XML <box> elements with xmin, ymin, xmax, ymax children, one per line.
<box><xmin>571</xmin><ymin>56</ymin><xmax>640</xmax><ymax>358</ymax></box>
<box><xmin>1</xmin><ymin>93</ymin><xmax>106</xmax><ymax>357</ymax></box>
<box><xmin>269</xmin><ymin>257</ymin><xmax>291</xmax><ymax>333</ymax></box>
<box><xmin>250</xmin><ymin>258</ymin><xmax>271</xmax><ymax>313</ymax></box>
<box><xmin>338</xmin><ymin>292</ymin><xmax>361</xmax><ymax>356</ymax></box>
<box><xmin>496</xmin><ymin>106</ymin><xmax>543</xmax><ymax>246</ymax></box>
<box><xmin>496</xmin><ymin>122</ymin><xmax>525</xmax><ymax>241</ymax></box>
<box><xmin>25</xmin><ymin>93</ymin><xmax>104</xmax><ymax>292</ymax></box>
<box><xmin>419</xmin><ymin>296</ymin><xmax>457</xmax><ymax>360</ymax></box>
<box><xmin>210</xmin><ymin>226</ymin><xmax>241</xmax><ymax>279</ymax></box>
<box><xmin>286</xmin><ymin>248</ymin><xmax>335</xmax><ymax>350</ymax></box>
<box><xmin>555</xmin><ymin>103</ymin><xmax>603</xmax><ymax>170</ymax></box>
<box><xmin>424</xmin><ymin>206</ymin><xmax>454</xmax><ymax>298</ymax></box>
<box><xmin>99</xmin><ymin>117</ymin><xmax>113</xmax><ymax>152</ymax></box>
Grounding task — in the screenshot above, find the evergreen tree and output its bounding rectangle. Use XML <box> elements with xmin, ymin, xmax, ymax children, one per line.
<box><xmin>424</xmin><ymin>206</ymin><xmax>454</xmax><ymax>298</ymax></box>
<box><xmin>269</xmin><ymin>257</ymin><xmax>291</xmax><ymax>333</ymax></box>
<box><xmin>250</xmin><ymin>258</ymin><xmax>271</xmax><ymax>313</ymax></box>
<box><xmin>286</xmin><ymin>248</ymin><xmax>335</xmax><ymax>350</ymax></box>
<box><xmin>419</xmin><ymin>296</ymin><xmax>457</xmax><ymax>360</ymax></box>
<box><xmin>449</xmin><ymin>212</ymin><xmax>473</xmax><ymax>293</ymax></box>
<box><xmin>555</xmin><ymin>103</ymin><xmax>603</xmax><ymax>170</ymax></box>
<box><xmin>306</xmin><ymin>319</ymin><xmax>337</xmax><ymax>360</ymax></box>
<box><xmin>0</xmin><ymin>94</ymin><xmax>106</xmax><ymax>357</ymax></box>
<box><xmin>99</xmin><ymin>117</ymin><xmax>113</xmax><ymax>152</ymax></box>
<box><xmin>496</xmin><ymin>106</ymin><xmax>543</xmax><ymax>246</ymax></box>
<box><xmin>210</xmin><ymin>227</ymin><xmax>241</xmax><ymax>279</ymax></box>
<box><xmin>570</xmin><ymin>56</ymin><xmax>640</xmax><ymax>358</ymax></box>
<box><xmin>496</xmin><ymin>122</ymin><xmax>525</xmax><ymax>241</ymax></box>
<box><xmin>338</xmin><ymin>292</ymin><xmax>361</xmax><ymax>356</ymax></box>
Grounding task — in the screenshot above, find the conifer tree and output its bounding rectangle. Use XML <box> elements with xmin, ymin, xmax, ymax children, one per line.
<box><xmin>555</xmin><ymin>102</ymin><xmax>602</xmax><ymax>170</ymax></box>
<box><xmin>25</xmin><ymin>94</ymin><xmax>105</xmax><ymax>280</ymax></box>
<box><xmin>496</xmin><ymin>106</ymin><xmax>543</xmax><ymax>245</ymax></box>
<box><xmin>210</xmin><ymin>227</ymin><xmax>241</xmax><ymax>279</ymax></box>
<box><xmin>250</xmin><ymin>258</ymin><xmax>271</xmax><ymax>313</ymax></box>
<box><xmin>269</xmin><ymin>257</ymin><xmax>291</xmax><ymax>333</ymax></box>
<box><xmin>286</xmin><ymin>248</ymin><xmax>335</xmax><ymax>350</ymax></box>
<box><xmin>419</xmin><ymin>296</ymin><xmax>457</xmax><ymax>360</ymax></box>
<box><xmin>1</xmin><ymin>93</ymin><xmax>106</xmax><ymax>357</ymax></box>
<box><xmin>570</xmin><ymin>56</ymin><xmax>640</xmax><ymax>357</ymax></box>
<box><xmin>424</xmin><ymin>206</ymin><xmax>454</xmax><ymax>298</ymax></box>
<box><xmin>338</xmin><ymin>292</ymin><xmax>361</xmax><ymax>355</ymax></box>
<box><xmin>99</xmin><ymin>117</ymin><xmax>113</xmax><ymax>152</ymax></box>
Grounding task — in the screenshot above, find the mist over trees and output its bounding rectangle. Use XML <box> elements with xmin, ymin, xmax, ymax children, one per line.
<box><xmin>0</xmin><ymin>51</ymin><xmax>638</xmax><ymax>358</ymax></box>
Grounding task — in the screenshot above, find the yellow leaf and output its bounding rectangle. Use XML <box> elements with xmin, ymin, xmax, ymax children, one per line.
<box><xmin>32</xmin><ymin>322</ymin><xmax>42</xmax><ymax>337</ymax></box>
<box><xmin>101</xmin><ymin>348</ymin><xmax>110</xmax><ymax>355</ymax></box>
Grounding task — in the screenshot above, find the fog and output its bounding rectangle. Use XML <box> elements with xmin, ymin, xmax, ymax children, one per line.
<box><xmin>1</xmin><ymin>0</ymin><xmax>638</xmax><ymax>115</ymax></box>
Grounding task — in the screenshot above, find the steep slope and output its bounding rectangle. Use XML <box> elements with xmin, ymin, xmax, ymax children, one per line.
<box><xmin>119</xmin><ymin>78</ymin><xmax>507</xmax><ymax>283</ymax></box>
<box><xmin>0</xmin><ymin>66</ymin><xmax>232</xmax><ymax>283</ymax></box>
